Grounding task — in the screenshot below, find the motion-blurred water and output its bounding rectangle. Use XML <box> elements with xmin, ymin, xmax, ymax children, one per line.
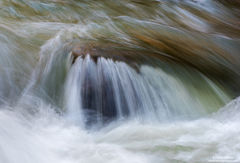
<box><xmin>0</xmin><ymin>0</ymin><xmax>240</xmax><ymax>162</ymax></box>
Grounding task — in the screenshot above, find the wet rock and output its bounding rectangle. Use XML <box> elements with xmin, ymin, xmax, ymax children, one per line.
<box><xmin>72</xmin><ymin>44</ymin><xmax>97</xmax><ymax>63</ymax></box>
<box><xmin>70</xmin><ymin>41</ymin><xmax>177</xmax><ymax>66</ymax></box>
<box><xmin>71</xmin><ymin>42</ymin><xmax>140</xmax><ymax>65</ymax></box>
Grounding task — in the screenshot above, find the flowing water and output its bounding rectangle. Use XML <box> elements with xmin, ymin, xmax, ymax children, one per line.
<box><xmin>0</xmin><ymin>0</ymin><xmax>240</xmax><ymax>162</ymax></box>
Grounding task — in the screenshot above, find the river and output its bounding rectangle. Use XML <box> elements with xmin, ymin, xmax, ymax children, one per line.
<box><xmin>0</xmin><ymin>0</ymin><xmax>240</xmax><ymax>162</ymax></box>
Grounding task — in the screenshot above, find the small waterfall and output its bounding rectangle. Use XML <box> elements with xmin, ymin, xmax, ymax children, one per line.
<box><xmin>64</xmin><ymin>55</ymin><xmax>229</xmax><ymax>127</ymax></box>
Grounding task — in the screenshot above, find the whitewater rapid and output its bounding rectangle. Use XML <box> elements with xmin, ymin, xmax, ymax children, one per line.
<box><xmin>1</xmin><ymin>97</ymin><xmax>240</xmax><ymax>163</ymax></box>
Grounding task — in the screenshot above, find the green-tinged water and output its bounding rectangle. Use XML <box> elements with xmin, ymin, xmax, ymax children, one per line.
<box><xmin>0</xmin><ymin>0</ymin><xmax>240</xmax><ymax>163</ymax></box>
